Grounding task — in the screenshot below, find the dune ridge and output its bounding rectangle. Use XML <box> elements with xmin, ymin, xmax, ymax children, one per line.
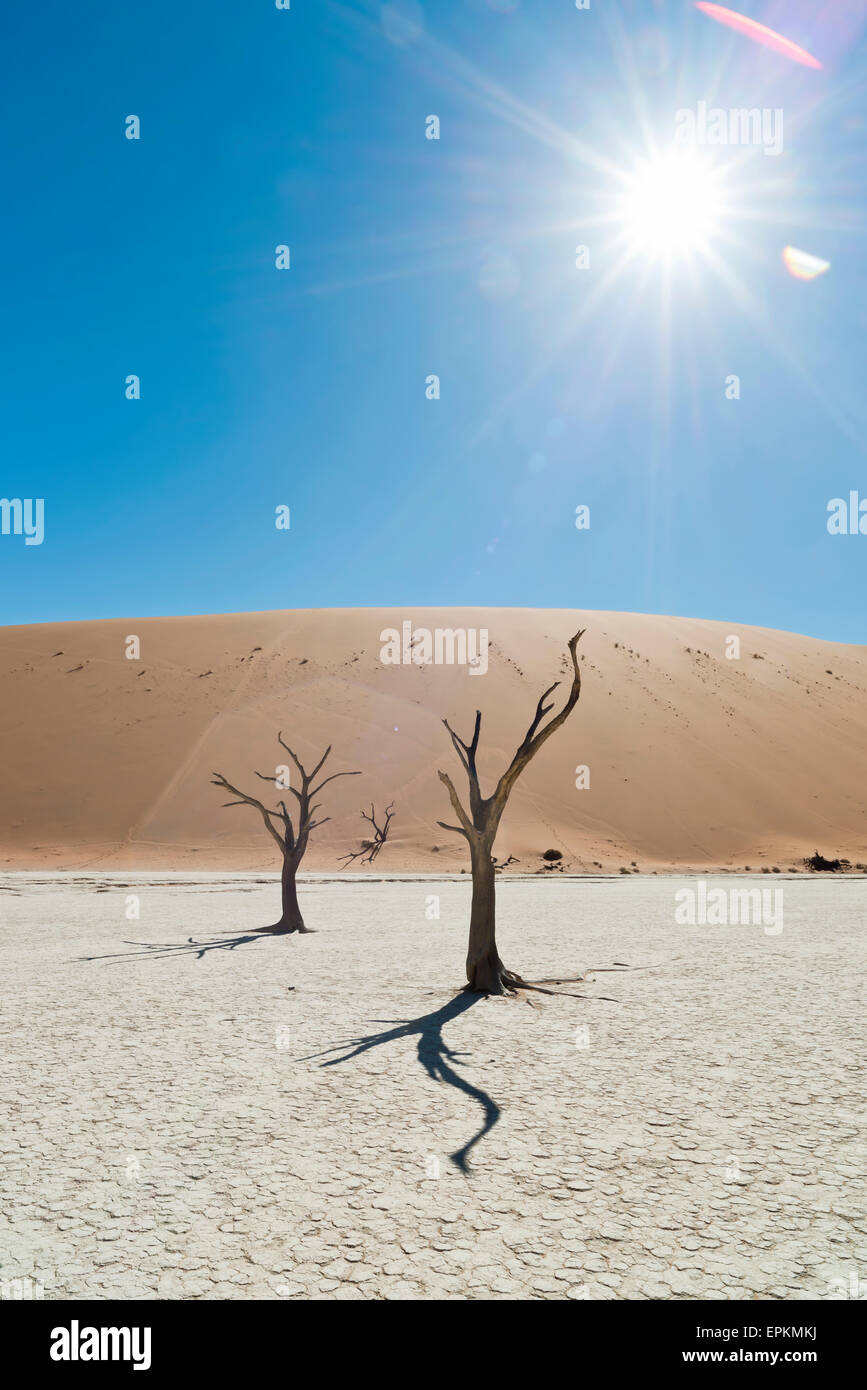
<box><xmin>0</xmin><ymin>607</ymin><xmax>864</xmax><ymax>872</ymax></box>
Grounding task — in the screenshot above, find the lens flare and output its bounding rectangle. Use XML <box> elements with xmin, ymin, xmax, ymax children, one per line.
<box><xmin>783</xmin><ymin>246</ymin><xmax>831</xmax><ymax>280</ymax></box>
<box><xmin>695</xmin><ymin>3</ymin><xmax>822</xmax><ymax>70</ymax></box>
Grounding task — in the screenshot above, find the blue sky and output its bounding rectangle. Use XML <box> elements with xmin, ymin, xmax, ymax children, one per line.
<box><xmin>1</xmin><ymin>0</ymin><xmax>865</xmax><ymax>640</ymax></box>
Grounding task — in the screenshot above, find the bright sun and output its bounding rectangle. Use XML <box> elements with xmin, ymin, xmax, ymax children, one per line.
<box><xmin>617</xmin><ymin>150</ymin><xmax>727</xmax><ymax>260</ymax></box>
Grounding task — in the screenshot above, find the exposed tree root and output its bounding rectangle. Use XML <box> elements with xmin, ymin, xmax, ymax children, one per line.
<box><xmin>250</xmin><ymin>920</ymin><xmax>312</xmax><ymax>935</ymax></box>
<box><xmin>467</xmin><ymin>963</ymin><xmax>639</xmax><ymax>998</ymax></box>
<box><xmin>465</xmin><ymin>966</ymin><xmax>574</xmax><ymax>997</ymax></box>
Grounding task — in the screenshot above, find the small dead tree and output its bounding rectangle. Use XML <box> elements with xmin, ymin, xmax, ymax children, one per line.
<box><xmin>338</xmin><ymin>802</ymin><xmax>395</xmax><ymax>867</ymax></box>
<box><xmin>212</xmin><ymin>735</ymin><xmax>360</xmax><ymax>933</ymax></box>
<box><xmin>438</xmin><ymin>630</ymin><xmax>585</xmax><ymax>994</ymax></box>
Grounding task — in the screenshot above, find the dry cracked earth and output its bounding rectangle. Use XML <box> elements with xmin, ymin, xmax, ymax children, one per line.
<box><xmin>1</xmin><ymin>873</ymin><xmax>864</xmax><ymax>1301</ymax></box>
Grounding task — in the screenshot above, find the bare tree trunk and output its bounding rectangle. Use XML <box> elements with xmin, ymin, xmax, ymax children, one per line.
<box><xmin>437</xmin><ymin>631</ymin><xmax>586</xmax><ymax>994</ymax></box>
<box><xmin>466</xmin><ymin>838</ymin><xmax>504</xmax><ymax>992</ymax></box>
<box><xmin>272</xmin><ymin>854</ymin><xmax>307</xmax><ymax>933</ymax></box>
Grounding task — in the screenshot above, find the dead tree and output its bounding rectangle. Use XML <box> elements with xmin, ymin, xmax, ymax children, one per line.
<box><xmin>438</xmin><ymin>630</ymin><xmax>585</xmax><ymax>994</ymax></box>
<box><xmin>212</xmin><ymin>735</ymin><xmax>360</xmax><ymax>933</ymax></box>
<box><xmin>338</xmin><ymin>802</ymin><xmax>395</xmax><ymax>867</ymax></box>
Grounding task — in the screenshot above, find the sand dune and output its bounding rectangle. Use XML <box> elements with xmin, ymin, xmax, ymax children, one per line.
<box><xmin>0</xmin><ymin>608</ymin><xmax>864</xmax><ymax>871</ymax></box>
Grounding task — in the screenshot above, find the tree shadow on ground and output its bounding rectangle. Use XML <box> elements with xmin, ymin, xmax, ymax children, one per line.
<box><xmin>304</xmin><ymin>992</ymin><xmax>502</xmax><ymax>1173</ymax></box>
<box><xmin>307</xmin><ymin>973</ymin><xmax>627</xmax><ymax>1171</ymax></box>
<box><xmin>78</xmin><ymin>931</ymin><xmax>277</xmax><ymax>963</ymax></box>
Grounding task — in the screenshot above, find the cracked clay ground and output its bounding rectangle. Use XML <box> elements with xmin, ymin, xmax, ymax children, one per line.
<box><xmin>1</xmin><ymin>873</ymin><xmax>864</xmax><ymax>1300</ymax></box>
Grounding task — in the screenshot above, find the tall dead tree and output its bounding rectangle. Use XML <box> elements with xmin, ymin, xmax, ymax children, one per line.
<box><xmin>438</xmin><ymin>630</ymin><xmax>585</xmax><ymax>994</ymax></box>
<box><xmin>212</xmin><ymin>735</ymin><xmax>360</xmax><ymax>933</ymax></box>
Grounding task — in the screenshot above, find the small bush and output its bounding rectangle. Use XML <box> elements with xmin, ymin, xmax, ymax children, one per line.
<box><xmin>804</xmin><ymin>851</ymin><xmax>841</xmax><ymax>872</ymax></box>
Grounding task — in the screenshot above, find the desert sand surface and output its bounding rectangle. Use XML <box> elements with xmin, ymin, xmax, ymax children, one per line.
<box><xmin>0</xmin><ymin>608</ymin><xmax>865</xmax><ymax>874</ymax></box>
<box><xmin>1</xmin><ymin>872</ymin><xmax>863</xmax><ymax>1300</ymax></box>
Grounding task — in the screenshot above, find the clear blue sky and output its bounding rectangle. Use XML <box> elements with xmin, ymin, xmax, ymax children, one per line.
<box><xmin>1</xmin><ymin>0</ymin><xmax>865</xmax><ymax>641</ymax></box>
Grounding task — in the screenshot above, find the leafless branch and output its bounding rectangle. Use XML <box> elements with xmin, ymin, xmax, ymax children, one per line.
<box><xmin>210</xmin><ymin>772</ymin><xmax>287</xmax><ymax>852</ymax></box>
<box><xmin>310</xmin><ymin>770</ymin><xmax>362</xmax><ymax>797</ymax></box>
<box><xmin>436</xmin><ymin>770</ymin><xmax>474</xmax><ymax>835</ymax></box>
<box><xmin>495</xmin><ymin>630</ymin><xmax>585</xmax><ymax>805</ymax></box>
<box><xmin>213</xmin><ymin>737</ymin><xmax>362</xmax><ymax>859</ymax></box>
<box><xmin>493</xmin><ymin>854</ymin><xmax>520</xmax><ymax>872</ymax></box>
<box><xmin>338</xmin><ymin>802</ymin><xmax>396</xmax><ymax>867</ymax></box>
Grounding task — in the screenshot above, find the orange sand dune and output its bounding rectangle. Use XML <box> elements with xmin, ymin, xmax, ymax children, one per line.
<box><xmin>0</xmin><ymin>608</ymin><xmax>864</xmax><ymax>872</ymax></box>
